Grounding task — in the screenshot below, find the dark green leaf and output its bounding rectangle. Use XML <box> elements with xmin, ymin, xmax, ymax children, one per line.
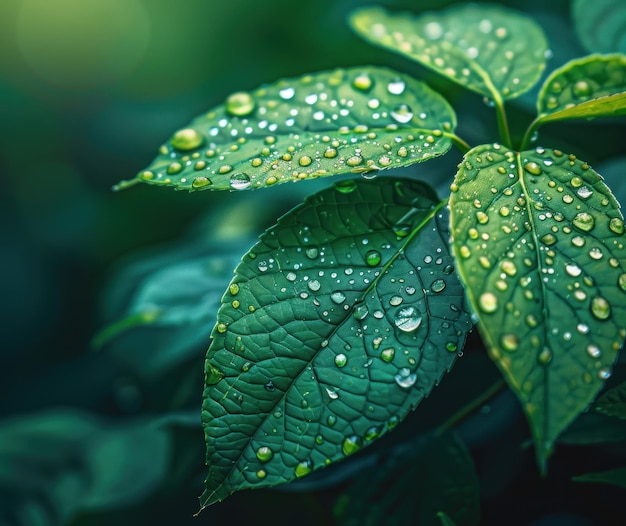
<box><xmin>350</xmin><ymin>4</ymin><xmax>548</xmax><ymax>100</ymax></box>
<box><xmin>437</xmin><ymin>512</ymin><xmax>458</xmax><ymax>526</ymax></box>
<box><xmin>572</xmin><ymin>0</ymin><xmax>626</xmax><ymax>54</ymax></box>
<box><xmin>559</xmin><ymin>411</ymin><xmax>626</xmax><ymax>445</ymax></box>
<box><xmin>594</xmin><ymin>381</ymin><xmax>626</xmax><ymax>419</ymax></box>
<box><xmin>573</xmin><ymin>466</ymin><xmax>626</xmax><ymax>490</ymax></box>
<box><xmin>200</xmin><ymin>177</ymin><xmax>473</xmax><ymax>507</ymax></box>
<box><xmin>334</xmin><ymin>432</ymin><xmax>480</xmax><ymax>526</ymax></box>
<box><xmin>116</xmin><ymin>68</ymin><xmax>456</xmax><ymax>192</ymax></box>
<box><xmin>535</xmin><ymin>54</ymin><xmax>626</xmax><ymax>124</ymax></box>
<box><xmin>449</xmin><ymin>144</ymin><xmax>626</xmax><ymax>469</ymax></box>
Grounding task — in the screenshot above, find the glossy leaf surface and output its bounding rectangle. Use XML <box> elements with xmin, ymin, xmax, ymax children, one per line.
<box><xmin>594</xmin><ymin>381</ymin><xmax>626</xmax><ymax>419</ymax></box>
<box><xmin>200</xmin><ymin>177</ymin><xmax>472</xmax><ymax>507</ymax></box>
<box><xmin>536</xmin><ymin>54</ymin><xmax>626</xmax><ymax>124</ymax></box>
<box><xmin>450</xmin><ymin>144</ymin><xmax>626</xmax><ymax>468</ymax></box>
<box><xmin>572</xmin><ymin>0</ymin><xmax>626</xmax><ymax>54</ymax></box>
<box><xmin>350</xmin><ymin>4</ymin><xmax>548</xmax><ymax>100</ymax></box>
<box><xmin>334</xmin><ymin>432</ymin><xmax>480</xmax><ymax>526</ymax></box>
<box><xmin>117</xmin><ymin>68</ymin><xmax>456</xmax><ymax>192</ymax></box>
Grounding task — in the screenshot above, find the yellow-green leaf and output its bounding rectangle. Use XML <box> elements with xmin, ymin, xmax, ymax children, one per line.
<box><xmin>350</xmin><ymin>4</ymin><xmax>548</xmax><ymax>101</ymax></box>
<box><xmin>116</xmin><ymin>67</ymin><xmax>456</xmax><ymax>192</ymax></box>
<box><xmin>449</xmin><ymin>144</ymin><xmax>626</xmax><ymax>470</ymax></box>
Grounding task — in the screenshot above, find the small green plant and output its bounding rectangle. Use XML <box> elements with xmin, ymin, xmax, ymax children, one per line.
<box><xmin>116</xmin><ymin>2</ymin><xmax>626</xmax><ymax>520</ymax></box>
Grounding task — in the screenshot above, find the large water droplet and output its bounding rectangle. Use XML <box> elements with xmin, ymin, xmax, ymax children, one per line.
<box><xmin>256</xmin><ymin>446</ymin><xmax>274</xmax><ymax>463</ymax></box>
<box><xmin>387</xmin><ymin>78</ymin><xmax>406</xmax><ymax>95</ymax></box>
<box><xmin>394</xmin><ymin>367</ymin><xmax>417</xmax><ymax>388</ymax></box>
<box><xmin>192</xmin><ymin>176</ymin><xmax>211</xmax><ymax>188</ymax></box>
<box><xmin>501</xmin><ymin>333</ymin><xmax>519</xmax><ymax>352</ymax></box>
<box><xmin>478</xmin><ymin>292</ymin><xmax>498</xmax><ymax>313</ymax></box>
<box><xmin>577</xmin><ymin>186</ymin><xmax>593</xmax><ymax>200</ymax></box>
<box><xmin>565</xmin><ymin>264</ymin><xmax>582</xmax><ymax>277</ymax></box>
<box><xmin>226</xmin><ymin>91</ymin><xmax>255</xmax><ymax>116</ymax></box>
<box><xmin>353</xmin><ymin>303</ymin><xmax>369</xmax><ymax>321</ymax></box>
<box><xmin>279</xmin><ymin>87</ymin><xmax>295</xmax><ymax>100</ymax></box>
<box><xmin>524</xmin><ymin>162</ymin><xmax>542</xmax><ymax>175</ymax></box>
<box><xmin>431</xmin><ymin>279</ymin><xmax>446</xmax><ymax>292</ymax></box>
<box><xmin>353</xmin><ymin>72</ymin><xmax>373</xmax><ymax>91</ymax></box>
<box><xmin>305</xmin><ymin>246</ymin><xmax>319</xmax><ymax>259</ymax></box>
<box><xmin>586</xmin><ymin>344</ymin><xmax>601</xmax><ymax>358</ymax></box>
<box><xmin>342</xmin><ymin>435</ymin><xmax>362</xmax><ymax>456</ymax></box>
<box><xmin>171</xmin><ymin>128</ymin><xmax>204</xmax><ymax>151</ymax></box>
<box><xmin>335</xmin><ymin>353</ymin><xmax>348</xmax><ymax>367</ymax></box>
<box><xmin>393</xmin><ymin>306</ymin><xmax>422</xmax><ymax>332</ymax></box>
<box><xmin>609</xmin><ymin>217</ymin><xmax>625</xmax><ymax>234</ymax></box>
<box><xmin>590</xmin><ymin>296</ymin><xmax>611</xmax><ymax>320</ymax></box>
<box><xmin>390</xmin><ymin>103</ymin><xmax>413</xmax><ymax>123</ymax></box>
<box><xmin>380</xmin><ymin>348</ymin><xmax>395</xmax><ymax>362</ymax></box>
<box><xmin>573</xmin><ymin>80</ymin><xmax>592</xmax><ymax>98</ymax></box>
<box><xmin>330</xmin><ymin>291</ymin><xmax>346</xmax><ymax>304</ymax></box>
<box><xmin>365</xmin><ymin>250</ymin><xmax>381</xmax><ymax>266</ymax></box>
<box><xmin>308</xmin><ymin>279</ymin><xmax>321</xmax><ymax>292</ymax></box>
<box><xmin>572</xmin><ymin>212</ymin><xmax>595</xmax><ymax>232</ymax></box>
<box><xmin>230</xmin><ymin>172</ymin><xmax>251</xmax><ymax>190</ymax></box>
<box><xmin>294</xmin><ymin>459</ymin><xmax>312</xmax><ymax>478</ymax></box>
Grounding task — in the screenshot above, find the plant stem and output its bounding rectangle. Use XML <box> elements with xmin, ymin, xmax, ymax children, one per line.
<box><xmin>520</xmin><ymin>117</ymin><xmax>542</xmax><ymax>151</ymax></box>
<box><xmin>494</xmin><ymin>94</ymin><xmax>513</xmax><ymax>149</ymax></box>
<box><xmin>445</xmin><ymin>132</ymin><xmax>471</xmax><ymax>154</ymax></box>
<box><xmin>434</xmin><ymin>377</ymin><xmax>507</xmax><ymax>437</ymax></box>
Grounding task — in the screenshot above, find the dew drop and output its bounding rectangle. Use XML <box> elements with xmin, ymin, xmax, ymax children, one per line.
<box><xmin>501</xmin><ymin>260</ymin><xmax>517</xmax><ymax>276</ymax></box>
<box><xmin>577</xmin><ymin>186</ymin><xmax>593</xmax><ymax>200</ymax></box>
<box><xmin>192</xmin><ymin>176</ymin><xmax>211</xmax><ymax>188</ymax></box>
<box><xmin>589</xmin><ymin>247</ymin><xmax>603</xmax><ymax>260</ymax></box>
<box><xmin>573</xmin><ymin>80</ymin><xmax>592</xmax><ymax>98</ymax></box>
<box><xmin>501</xmin><ymin>333</ymin><xmax>519</xmax><ymax>352</ymax></box>
<box><xmin>230</xmin><ymin>172</ymin><xmax>251</xmax><ymax>190</ymax></box>
<box><xmin>305</xmin><ymin>246</ymin><xmax>319</xmax><ymax>259</ymax></box>
<box><xmin>225</xmin><ymin>91</ymin><xmax>255</xmax><ymax>116</ymax></box>
<box><xmin>342</xmin><ymin>435</ymin><xmax>362</xmax><ymax>456</ymax></box>
<box><xmin>390</xmin><ymin>103</ymin><xmax>414</xmax><ymax>123</ymax></box>
<box><xmin>264</xmin><ymin>381</ymin><xmax>276</xmax><ymax>392</ymax></box>
<box><xmin>330</xmin><ymin>291</ymin><xmax>346</xmax><ymax>304</ymax></box>
<box><xmin>394</xmin><ymin>367</ymin><xmax>417</xmax><ymax>388</ymax></box>
<box><xmin>256</xmin><ymin>446</ymin><xmax>274</xmax><ymax>463</ymax></box>
<box><xmin>524</xmin><ymin>162</ymin><xmax>542</xmax><ymax>175</ymax></box>
<box><xmin>537</xmin><ymin>348</ymin><xmax>552</xmax><ymax>365</ymax></box>
<box><xmin>389</xmin><ymin>295</ymin><xmax>403</xmax><ymax>306</ymax></box>
<box><xmin>618</xmin><ymin>273</ymin><xmax>626</xmax><ymax>291</ymax></box>
<box><xmin>353</xmin><ymin>303</ymin><xmax>369</xmax><ymax>321</ymax></box>
<box><xmin>598</xmin><ymin>368</ymin><xmax>612</xmax><ymax>380</ymax></box>
<box><xmin>478</xmin><ymin>292</ymin><xmax>498</xmax><ymax>313</ymax></box>
<box><xmin>393</xmin><ymin>306</ymin><xmax>422</xmax><ymax>332</ymax></box>
<box><xmin>353</xmin><ymin>72</ymin><xmax>374</xmax><ymax>91</ymax></box>
<box><xmin>565</xmin><ymin>264</ymin><xmax>582</xmax><ymax>277</ymax></box>
<box><xmin>294</xmin><ymin>459</ymin><xmax>312</xmax><ymax>478</ymax></box>
<box><xmin>171</xmin><ymin>128</ymin><xmax>204</xmax><ymax>151</ymax></box>
<box><xmin>590</xmin><ymin>296</ymin><xmax>611</xmax><ymax>320</ymax></box>
<box><xmin>308</xmin><ymin>279</ymin><xmax>321</xmax><ymax>292</ymax></box>
<box><xmin>573</xmin><ymin>212</ymin><xmax>595</xmax><ymax>232</ymax></box>
<box><xmin>380</xmin><ymin>348</ymin><xmax>395</xmax><ymax>362</ymax></box>
<box><xmin>431</xmin><ymin>279</ymin><xmax>446</xmax><ymax>292</ymax></box>
<box><xmin>365</xmin><ymin>250</ymin><xmax>382</xmax><ymax>266</ymax></box>
<box><xmin>586</xmin><ymin>344</ymin><xmax>601</xmax><ymax>358</ymax></box>
<box><xmin>387</xmin><ymin>78</ymin><xmax>406</xmax><ymax>95</ymax></box>
<box><xmin>279</xmin><ymin>87</ymin><xmax>295</xmax><ymax>100</ymax></box>
<box><xmin>541</xmin><ymin>233</ymin><xmax>557</xmax><ymax>246</ymax></box>
<box><xmin>609</xmin><ymin>217</ymin><xmax>625</xmax><ymax>234</ymax></box>
<box><xmin>335</xmin><ymin>353</ymin><xmax>348</xmax><ymax>367</ymax></box>
<box><xmin>256</xmin><ymin>469</ymin><xmax>267</xmax><ymax>479</ymax></box>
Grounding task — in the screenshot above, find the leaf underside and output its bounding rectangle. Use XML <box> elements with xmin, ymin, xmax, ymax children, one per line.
<box><xmin>350</xmin><ymin>4</ymin><xmax>548</xmax><ymax>100</ymax></box>
<box><xmin>536</xmin><ymin>54</ymin><xmax>626</xmax><ymax>124</ymax></box>
<box><xmin>200</xmin><ymin>177</ymin><xmax>472</xmax><ymax>507</ymax></box>
<box><xmin>594</xmin><ymin>381</ymin><xmax>626</xmax><ymax>420</ymax></box>
<box><xmin>450</xmin><ymin>144</ymin><xmax>626</xmax><ymax>468</ymax></box>
<box><xmin>118</xmin><ymin>67</ymin><xmax>456</xmax><ymax>192</ymax></box>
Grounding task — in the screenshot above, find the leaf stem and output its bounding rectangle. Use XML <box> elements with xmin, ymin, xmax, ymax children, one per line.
<box><xmin>520</xmin><ymin>116</ymin><xmax>542</xmax><ymax>151</ymax></box>
<box><xmin>494</xmin><ymin>94</ymin><xmax>513</xmax><ymax>150</ymax></box>
<box><xmin>434</xmin><ymin>377</ymin><xmax>507</xmax><ymax>437</ymax></box>
<box><xmin>444</xmin><ymin>132</ymin><xmax>471</xmax><ymax>154</ymax></box>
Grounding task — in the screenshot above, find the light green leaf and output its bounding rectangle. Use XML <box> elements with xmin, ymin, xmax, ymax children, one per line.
<box><xmin>200</xmin><ymin>177</ymin><xmax>473</xmax><ymax>507</ymax></box>
<box><xmin>535</xmin><ymin>54</ymin><xmax>626</xmax><ymax>125</ymax></box>
<box><xmin>334</xmin><ymin>432</ymin><xmax>480</xmax><ymax>526</ymax></box>
<box><xmin>449</xmin><ymin>144</ymin><xmax>626</xmax><ymax>469</ymax></box>
<box><xmin>116</xmin><ymin>67</ymin><xmax>456</xmax><ymax>192</ymax></box>
<box><xmin>573</xmin><ymin>466</ymin><xmax>626</xmax><ymax>490</ymax></box>
<box><xmin>349</xmin><ymin>4</ymin><xmax>548</xmax><ymax>101</ymax></box>
<box><xmin>572</xmin><ymin>0</ymin><xmax>626</xmax><ymax>54</ymax></box>
<box><xmin>594</xmin><ymin>381</ymin><xmax>626</xmax><ymax>419</ymax></box>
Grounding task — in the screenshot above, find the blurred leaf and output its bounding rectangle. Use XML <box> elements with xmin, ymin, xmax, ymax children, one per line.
<box><xmin>117</xmin><ymin>67</ymin><xmax>456</xmax><ymax>192</ymax></box>
<box><xmin>0</xmin><ymin>410</ymin><xmax>171</xmax><ymax>525</ymax></box>
<box><xmin>572</xmin><ymin>0</ymin><xmax>626</xmax><ymax>54</ymax></box>
<box><xmin>200</xmin><ymin>177</ymin><xmax>473</xmax><ymax>507</ymax></box>
<box><xmin>350</xmin><ymin>4</ymin><xmax>548</xmax><ymax>101</ymax></box>
<box><xmin>594</xmin><ymin>381</ymin><xmax>626</xmax><ymax>419</ymax></box>
<box><xmin>450</xmin><ymin>144</ymin><xmax>626</xmax><ymax>469</ymax></box>
<box><xmin>560</xmin><ymin>411</ymin><xmax>626</xmax><ymax>445</ymax></box>
<box><xmin>535</xmin><ymin>54</ymin><xmax>626</xmax><ymax>125</ymax></box>
<box><xmin>333</xmin><ymin>432</ymin><xmax>480</xmax><ymax>526</ymax></box>
<box><xmin>573</xmin><ymin>466</ymin><xmax>626</xmax><ymax>489</ymax></box>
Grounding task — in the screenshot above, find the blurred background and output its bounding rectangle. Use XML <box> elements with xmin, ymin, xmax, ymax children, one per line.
<box><xmin>1</xmin><ymin>0</ymin><xmax>626</xmax><ymax>524</ymax></box>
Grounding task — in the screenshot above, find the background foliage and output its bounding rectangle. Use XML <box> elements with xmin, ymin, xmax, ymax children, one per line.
<box><xmin>1</xmin><ymin>0</ymin><xmax>625</xmax><ymax>524</ymax></box>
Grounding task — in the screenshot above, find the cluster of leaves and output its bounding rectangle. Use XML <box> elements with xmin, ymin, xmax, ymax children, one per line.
<box><xmin>104</xmin><ymin>1</ymin><xmax>626</xmax><ymax>523</ymax></box>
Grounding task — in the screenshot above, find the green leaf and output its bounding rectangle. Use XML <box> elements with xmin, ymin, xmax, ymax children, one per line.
<box><xmin>573</xmin><ymin>466</ymin><xmax>626</xmax><ymax>490</ymax></box>
<box><xmin>559</xmin><ymin>411</ymin><xmax>626</xmax><ymax>445</ymax></box>
<box><xmin>349</xmin><ymin>4</ymin><xmax>548</xmax><ymax>101</ymax></box>
<box><xmin>116</xmin><ymin>67</ymin><xmax>456</xmax><ymax>192</ymax></box>
<box><xmin>535</xmin><ymin>54</ymin><xmax>626</xmax><ymax>124</ymax></box>
<box><xmin>572</xmin><ymin>0</ymin><xmax>626</xmax><ymax>54</ymax></box>
<box><xmin>594</xmin><ymin>381</ymin><xmax>626</xmax><ymax>419</ymax></box>
<box><xmin>449</xmin><ymin>144</ymin><xmax>626</xmax><ymax>469</ymax></box>
<box><xmin>200</xmin><ymin>177</ymin><xmax>473</xmax><ymax>507</ymax></box>
<box><xmin>437</xmin><ymin>512</ymin><xmax>458</xmax><ymax>526</ymax></box>
<box><xmin>334</xmin><ymin>432</ymin><xmax>480</xmax><ymax>526</ymax></box>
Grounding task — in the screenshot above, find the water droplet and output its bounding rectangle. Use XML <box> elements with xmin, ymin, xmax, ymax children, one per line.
<box><xmin>446</xmin><ymin>342</ymin><xmax>457</xmax><ymax>352</ymax></box>
<box><xmin>573</xmin><ymin>80</ymin><xmax>592</xmax><ymax>98</ymax></box>
<box><xmin>573</xmin><ymin>212</ymin><xmax>595</xmax><ymax>232</ymax></box>
<box><xmin>572</xmin><ymin>235</ymin><xmax>586</xmax><ymax>247</ymax></box>
<box><xmin>538</xmin><ymin>348</ymin><xmax>552</xmax><ymax>365</ymax></box>
<box><xmin>476</xmin><ymin>211</ymin><xmax>489</xmax><ymax>224</ymax></box>
<box><xmin>192</xmin><ymin>176</ymin><xmax>211</xmax><ymax>188</ymax></box>
<box><xmin>330</xmin><ymin>291</ymin><xmax>346</xmax><ymax>304</ymax></box>
<box><xmin>256</xmin><ymin>469</ymin><xmax>267</xmax><ymax>479</ymax></box>
<box><xmin>325</xmin><ymin>387</ymin><xmax>339</xmax><ymax>400</ymax></box>
<box><xmin>364</xmin><ymin>426</ymin><xmax>381</xmax><ymax>441</ymax></box>
<box><xmin>577</xmin><ymin>323</ymin><xmax>590</xmax><ymax>334</ymax></box>
<box><xmin>327</xmin><ymin>415</ymin><xmax>337</xmax><ymax>426</ymax></box>
<box><xmin>389</xmin><ymin>295</ymin><xmax>403</xmax><ymax>306</ymax></box>
<box><xmin>225</xmin><ymin>91</ymin><xmax>255</xmax><ymax>116</ymax></box>
<box><xmin>565</xmin><ymin>264</ymin><xmax>582</xmax><ymax>277</ymax></box>
<box><xmin>305</xmin><ymin>246</ymin><xmax>319</xmax><ymax>259</ymax></box>
<box><xmin>609</xmin><ymin>217</ymin><xmax>625</xmax><ymax>234</ymax></box>
<box><xmin>501</xmin><ymin>333</ymin><xmax>519</xmax><ymax>351</ymax></box>
<box><xmin>353</xmin><ymin>72</ymin><xmax>374</xmax><ymax>91</ymax></box>
<box><xmin>264</xmin><ymin>381</ymin><xmax>276</xmax><ymax>392</ymax></box>
<box><xmin>390</xmin><ymin>103</ymin><xmax>413</xmax><ymax>123</ymax></box>
<box><xmin>431</xmin><ymin>279</ymin><xmax>446</xmax><ymax>292</ymax></box>
<box><xmin>294</xmin><ymin>459</ymin><xmax>312</xmax><ymax>478</ymax></box>
<box><xmin>387</xmin><ymin>78</ymin><xmax>406</xmax><ymax>95</ymax></box>
<box><xmin>335</xmin><ymin>180</ymin><xmax>357</xmax><ymax>193</ymax></box>
<box><xmin>541</xmin><ymin>233</ymin><xmax>557</xmax><ymax>245</ymax></box>
<box><xmin>394</xmin><ymin>367</ymin><xmax>417</xmax><ymax>388</ymax></box>
<box><xmin>501</xmin><ymin>260</ymin><xmax>517</xmax><ymax>276</ymax></box>
<box><xmin>256</xmin><ymin>446</ymin><xmax>274</xmax><ymax>463</ymax></box>
<box><xmin>279</xmin><ymin>87</ymin><xmax>295</xmax><ymax>100</ymax></box>
<box><xmin>171</xmin><ymin>128</ymin><xmax>204</xmax><ymax>151</ymax></box>
<box><xmin>353</xmin><ymin>303</ymin><xmax>369</xmax><ymax>321</ymax></box>
<box><xmin>424</xmin><ymin>21</ymin><xmax>443</xmax><ymax>39</ymax></box>
<box><xmin>479</xmin><ymin>292</ymin><xmax>498</xmax><ymax>313</ymax></box>
<box><xmin>335</xmin><ymin>353</ymin><xmax>347</xmax><ymax>367</ymax></box>
<box><xmin>230</xmin><ymin>172</ymin><xmax>251</xmax><ymax>190</ymax></box>
<box><xmin>524</xmin><ymin>162</ymin><xmax>542</xmax><ymax>175</ymax></box>
<box><xmin>589</xmin><ymin>247</ymin><xmax>603</xmax><ymax>260</ymax></box>
<box><xmin>618</xmin><ymin>273</ymin><xmax>626</xmax><ymax>291</ymax></box>
<box><xmin>380</xmin><ymin>348</ymin><xmax>395</xmax><ymax>362</ymax></box>
<box><xmin>577</xmin><ymin>186</ymin><xmax>593</xmax><ymax>199</ymax></box>
<box><xmin>342</xmin><ymin>435</ymin><xmax>362</xmax><ymax>456</ymax></box>
<box><xmin>393</xmin><ymin>306</ymin><xmax>422</xmax><ymax>332</ymax></box>
<box><xmin>365</xmin><ymin>250</ymin><xmax>381</xmax><ymax>266</ymax></box>
<box><xmin>308</xmin><ymin>279</ymin><xmax>321</xmax><ymax>292</ymax></box>
<box><xmin>586</xmin><ymin>344</ymin><xmax>601</xmax><ymax>358</ymax></box>
<box><xmin>590</xmin><ymin>296</ymin><xmax>611</xmax><ymax>320</ymax></box>
<box><xmin>598</xmin><ymin>368</ymin><xmax>612</xmax><ymax>380</ymax></box>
